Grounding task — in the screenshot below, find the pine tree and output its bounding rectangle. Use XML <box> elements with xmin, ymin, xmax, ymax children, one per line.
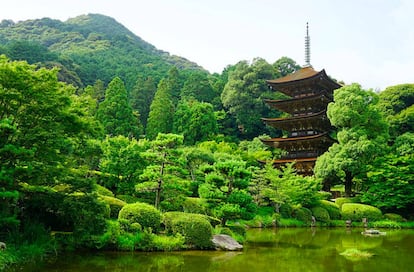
<box><xmin>96</xmin><ymin>77</ymin><xmax>142</xmax><ymax>137</ymax></box>
<box><xmin>146</xmin><ymin>78</ymin><xmax>174</xmax><ymax>139</ymax></box>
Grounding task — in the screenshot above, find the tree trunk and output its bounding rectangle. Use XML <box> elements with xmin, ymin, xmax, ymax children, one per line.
<box><xmin>155</xmin><ymin>152</ymin><xmax>167</xmax><ymax>209</ymax></box>
<box><xmin>344</xmin><ymin>171</ymin><xmax>353</xmax><ymax>197</ymax></box>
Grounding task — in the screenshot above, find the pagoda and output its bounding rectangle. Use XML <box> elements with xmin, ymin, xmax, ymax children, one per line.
<box><xmin>261</xmin><ymin>24</ymin><xmax>341</xmax><ymax>175</ymax></box>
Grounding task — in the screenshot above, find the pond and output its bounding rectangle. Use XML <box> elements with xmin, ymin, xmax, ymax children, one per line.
<box><xmin>13</xmin><ymin>228</ymin><xmax>414</xmax><ymax>272</ymax></box>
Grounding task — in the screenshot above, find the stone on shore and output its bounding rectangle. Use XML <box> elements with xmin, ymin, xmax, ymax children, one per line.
<box><xmin>212</xmin><ymin>234</ymin><xmax>243</xmax><ymax>251</ymax></box>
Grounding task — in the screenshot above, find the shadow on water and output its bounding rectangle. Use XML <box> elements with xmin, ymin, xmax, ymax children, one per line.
<box><xmin>13</xmin><ymin>228</ymin><xmax>414</xmax><ymax>272</ymax></box>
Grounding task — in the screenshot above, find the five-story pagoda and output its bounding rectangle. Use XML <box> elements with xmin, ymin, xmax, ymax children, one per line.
<box><xmin>261</xmin><ymin>24</ymin><xmax>341</xmax><ymax>174</ymax></box>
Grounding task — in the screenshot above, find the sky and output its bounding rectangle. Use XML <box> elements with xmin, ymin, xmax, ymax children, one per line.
<box><xmin>1</xmin><ymin>0</ymin><xmax>413</xmax><ymax>90</ymax></box>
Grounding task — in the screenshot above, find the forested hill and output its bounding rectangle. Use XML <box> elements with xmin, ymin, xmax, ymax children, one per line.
<box><xmin>0</xmin><ymin>13</ymin><xmax>204</xmax><ymax>89</ymax></box>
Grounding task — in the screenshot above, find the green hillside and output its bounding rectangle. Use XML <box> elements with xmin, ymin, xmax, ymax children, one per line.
<box><xmin>0</xmin><ymin>13</ymin><xmax>204</xmax><ymax>89</ymax></box>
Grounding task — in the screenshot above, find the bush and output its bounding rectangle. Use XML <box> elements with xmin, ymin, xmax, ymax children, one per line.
<box><xmin>100</xmin><ymin>196</ymin><xmax>126</xmax><ymax>218</ymax></box>
<box><xmin>277</xmin><ymin>218</ymin><xmax>305</xmax><ymax>227</ymax></box>
<box><xmin>384</xmin><ymin>213</ymin><xmax>405</xmax><ymax>222</ymax></box>
<box><xmin>181</xmin><ymin>197</ymin><xmax>207</xmax><ymax>214</ymax></box>
<box><xmin>94</xmin><ymin>220</ymin><xmax>121</xmax><ymax>249</ymax></box>
<box><xmin>95</xmin><ymin>184</ymin><xmax>114</xmax><ymax>197</ymax></box>
<box><xmin>163</xmin><ymin>212</ymin><xmax>213</xmax><ymax>249</ymax></box>
<box><xmin>293</xmin><ymin>207</ymin><xmax>313</xmax><ymax>224</ymax></box>
<box><xmin>279</xmin><ymin>204</ymin><xmax>293</xmax><ymax>218</ymax></box>
<box><xmin>372</xmin><ymin>220</ymin><xmax>401</xmax><ymax>229</ymax></box>
<box><xmin>341</xmin><ymin>203</ymin><xmax>383</xmax><ymax>221</ymax></box>
<box><xmin>318</xmin><ymin>200</ymin><xmax>341</xmax><ymax>220</ymax></box>
<box><xmin>116</xmin><ymin>194</ymin><xmax>140</xmax><ymax>204</ymax></box>
<box><xmin>152</xmin><ymin>234</ymin><xmax>185</xmax><ymax>251</ymax></box>
<box><xmin>335</xmin><ymin>198</ymin><xmax>355</xmax><ymax>209</ymax></box>
<box><xmin>311</xmin><ymin>207</ymin><xmax>330</xmax><ymax>223</ymax></box>
<box><xmin>118</xmin><ymin>202</ymin><xmax>161</xmax><ymax>232</ymax></box>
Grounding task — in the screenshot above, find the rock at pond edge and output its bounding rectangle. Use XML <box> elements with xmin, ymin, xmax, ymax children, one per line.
<box><xmin>212</xmin><ymin>234</ymin><xmax>243</xmax><ymax>251</ymax></box>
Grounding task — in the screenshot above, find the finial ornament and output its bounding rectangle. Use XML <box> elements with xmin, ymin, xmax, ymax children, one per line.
<box><xmin>304</xmin><ymin>22</ymin><xmax>311</xmax><ymax>67</ymax></box>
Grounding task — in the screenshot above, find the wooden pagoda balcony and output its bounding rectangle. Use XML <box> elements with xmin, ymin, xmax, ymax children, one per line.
<box><xmin>263</xmin><ymin>91</ymin><xmax>332</xmax><ymax>114</ymax></box>
<box><xmin>261</xmin><ymin>110</ymin><xmax>332</xmax><ymax>132</ymax></box>
<box><xmin>261</xmin><ymin>132</ymin><xmax>336</xmax><ymax>153</ymax></box>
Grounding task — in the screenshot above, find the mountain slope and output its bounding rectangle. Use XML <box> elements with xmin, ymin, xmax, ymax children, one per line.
<box><xmin>0</xmin><ymin>14</ymin><xmax>204</xmax><ymax>89</ymax></box>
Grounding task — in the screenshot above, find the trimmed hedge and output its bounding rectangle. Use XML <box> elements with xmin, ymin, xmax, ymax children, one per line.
<box><xmin>118</xmin><ymin>202</ymin><xmax>161</xmax><ymax>232</ymax></box>
<box><xmin>100</xmin><ymin>195</ymin><xmax>127</xmax><ymax>218</ymax></box>
<box><xmin>95</xmin><ymin>184</ymin><xmax>114</xmax><ymax>197</ymax></box>
<box><xmin>163</xmin><ymin>212</ymin><xmax>213</xmax><ymax>249</ymax></box>
<box><xmin>341</xmin><ymin>203</ymin><xmax>382</xmax><ymax>221</ymax></box>
<box><xmin>293</xmin><ymin>207</ymin><xmax>313</xmax><ymax>223</ymax></box>
<box><xmin>335</xmin><ymin>198</ymin><xmax>355</xmax><ymax>209</ymax></box>
<box><xmin>311</xmin><ymin>207</ymin><xmax>330</xmax><ymax>223</ymax></box>
<box><xmin>181</xmin><ymin>197</ymin><xmax>207</xmax><ymax>214</ymax></box>
<box><xmin>318</xmin><ymin>200</ymin><xmax>341</xmax><ymax>220</ymax></box>
<box><xmin>384</xmin><ymin>213</ymin><xmax>405</xmax><ymax>222</ymax></box>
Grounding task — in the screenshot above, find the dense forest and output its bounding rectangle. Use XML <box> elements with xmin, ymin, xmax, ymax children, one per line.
<box><xmin>0</xmin><ymin>14</ymin><xmax>413</xmax><ymax>268</ymax></box>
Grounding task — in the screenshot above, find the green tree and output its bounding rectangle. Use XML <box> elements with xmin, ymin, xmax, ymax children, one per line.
<box><xmin>96</xmin><ymin>77</ymin><xmax>142</xmax><ymax>138</ymax></box>
<box><xmin>180</xmin><ymin>70</ymin><xmax>216</xmax><ymax>103</ymax></box>
<box><xmin>198</xmin><ymin>159</ymin><xmax>256</xmax><ymax>225</ymax></box>
<box><xmin>99</xmin><ymin>135</ymin><xmax>149</xmax><ymax>194</ymax></box>
<box><xmin>136</xmin><ymin>133</ymin><xmax>189</xmax><ymax>210</ymax></box>
<box><xmin>0</xmin><ymin>56</ymin><xmax>107</xmax><ymax>236</ymax></box>
<box><xmin>314</xmin><ymin>84</ymin><xmax>389</xmax><ymax>196</ymax></box>
<box><xmin>129</xmin><ymin>76</ymin><xmax>157</xmax><ymax>128</ymax></box>
<box><xmin>377</xmin><ymin>84</ymin><xmax>414</xmax><ymax>138</ymax></box>
<box><xmin>361</xmin><ymin>132</ymin><xmax>414</xmax><ymax>212</ymax></box>
<box><xmin>173</xmin><ymin>99</ymin><xmax>218</xmax><ymax>145</ymax></box>
<box><xmin>273</xmin><ymin>56</ymin><xmax>301</xmax><ymax>77</ymax></box>
<box><xmin>146</xmin><ymin>79</ymin><xmax>175</xmax><ymax>139</ymax></box>
<box><xmin>221</xmin><ymin>58</ymin><xmax>280</xmax><ymax>139</ymax></box>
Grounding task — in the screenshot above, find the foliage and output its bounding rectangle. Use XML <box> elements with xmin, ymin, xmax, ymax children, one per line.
<box><xmin>118</xmin><ymin>202</ymin><xmax>162</xmax><ymax>232</ymax></box>
<box><xmin>383</xmin><ymin>213</ymin><xmax>405</xmax><ymax>222</ymax></box>
<box><xmin>335</xmin><ymin>198</ymin><xmax>356</xmax><ymax>209</ymax></box>
<box><xmin>317</xmin><ymin>200</ymin><xmax>341</xmax><ymax>220</ymax></box>
<box><xmin>136</xmin><ymin>133</ymin><xmax>190</xmax><ymax>210</ymax></box>
<box><xmin>377</xmin><ymin>84</ymin><xmax>414</xmax><ymax>137</ymax></box>
<box><xmin>151</xmin><ymin>234</ymin><xmax>185</xmax><ymax>251</ymax></box>
<box><xmin>292</xmin><ymin>207</ymin><xmax>313</xmax><ymax>224</ymax></box>
<box><xmin>173</xmin><ymin>99</ymin><xmax>218</xmax><ymax>145</ymax></box>
<box><xmin>259</xmin><ymin>163</ymin><xmax>323</xmax><ymax>211</ymax></box>
<box><xmin>361</xmin><ymin>152</ymin><xmax>414</xmax><ymax>212</ymax></box>
<box><xmin>181</xmin><ymin>197</ymin><xmax>208</xmax><ymax>214</ymax></box>
<box><xmin>146</xmin><ymin>78</ymin><xmax>175</xmax><ymax>139</ymax></box>
<box><xmin>273</xmin><ymin>56</ymin><xmax>301</xmax><ymax>77</ymax></box>
<box><xmin>221</xmin><ymin>58</ymin><xmax>281</xmax><ymax>139</ymax></box>
<box><xmin>129</xmin><ymin>76</ymin><xmax>157</xmax><ymax>128</ymax></box>
<box><xmin>99</xmin><ymin>135</ymin><xmax>148</xmax><ymax>194</ymax></box>
<box><xmin>99</xmin><ymin>195</ymin><xmax>126</xmax><ymax>218</ymax></box>
<box><xmin>163</xmin><ymin>212</ymin><xmax>213</xmax><ymax>249</ymax></box>
<box><xmin>340</xmin><ymin>203</ymin><xmax>383</xmax><ymax>221</ymax></box>
<box><xmin>311</xmin><ymin>207</ymin><xmax>330</xmax><ymax>223</ymax></box>
<box><xmin>315</xmin><ymin>83</ymin><xmax>389</xmax><ymax>196</ymax></box>
<box><xmin>96</xmin><ymin>77</ymin><xmax>142</xmax><ymax>137</ymax></box>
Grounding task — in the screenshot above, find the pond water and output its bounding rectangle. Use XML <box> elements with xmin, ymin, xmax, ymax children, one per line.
<box><xmin>14</xmin><ymin>228</ymin><xmax>414</xmax><ymax>272</ymax></box>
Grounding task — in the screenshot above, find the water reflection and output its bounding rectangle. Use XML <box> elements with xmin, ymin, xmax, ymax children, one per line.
<box><xmin>16</xmin><ymin>228</ymin><xmax>414</xmax><ymax>272</ymax></box>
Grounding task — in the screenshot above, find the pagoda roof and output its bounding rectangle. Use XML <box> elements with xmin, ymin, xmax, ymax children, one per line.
<box><xmin>264</xmin><ymin>90</ymin><xmax>332</xmax><ymax>113</ymax></box>
<box><xmin>266</xmin><ymin>67</ymin><xmax>342</xmax><ymax>93</ymax></box>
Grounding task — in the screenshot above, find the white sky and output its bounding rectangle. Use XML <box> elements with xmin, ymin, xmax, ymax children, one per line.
<box><xmin>1</xmin><ymin>0</ymin><xmax>413</xmax><ymax>90</ymax></box>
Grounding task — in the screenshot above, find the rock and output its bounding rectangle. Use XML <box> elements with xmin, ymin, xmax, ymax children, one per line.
<box><xmin>212</xmin><ymin>234</ymin><xmax>243</xmax><ymax>251</ymax></box>
<box><xmin>0</xmin><ymin>242</ymin><xmax>6</xmax><ymax>250</ymax></box>
<box><xmin>361</xmin><ymin>229</ymin><xmax>386</xmax><ymax>236</ymax></box>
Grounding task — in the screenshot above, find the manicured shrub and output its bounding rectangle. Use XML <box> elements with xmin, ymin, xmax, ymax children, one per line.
<box><xmin>318</xmin><ymin>200</ymin><xmax>341</xmax><ymax>220</ymax></box>
<box><xmin>384</xmin><ymin>213</ymin><xmax>405</xmax><ymax>222</ymax></box>
<box><xmin>163</xmin><ymin>212</ymin><xmax>213</xmax><ymax>249</ymax></box>
<box><xmin>279</xmin><ymin>204</ymin><xmax>293</xmax><ymax>218</ymax></box>
<box><xmin>341</xmin><ymin>203</ymin><xmax>382</xmax><ymax>221</ymax></box>
<box><xmin>311</xmin><ymin>207</ymin><xmax>330</xmax><ymax>223</ymax></box>
<box><xmin>116</xmin><ymin>194</ymin><xmax>140</xmax><ymax>204</ymax></box>
<box><xmin>293</xmin><ymin>207</ymin><xmax>313</xmax><ymax>223</ymax></box>
<box><xmin>100</xmin><ymin>195</ymin><xmax>126</xmax><ymax>218</ymax></box>
<box><xmin>372</xmin><ymin>220</ymin><xmax>401</xmax><ymax>229</ymax></box>
<box><xmin>118</xmin><ymin>202</ymin><xmax>161</xmax><ymax>232</ymax></box>
<box><xmin>335</xmin><ymin>198</ymin><xmax>355</xmax><ymax>209</ymax></box>
<box><xmin>95</xmin><ymin>184</ymin><xmax>114</xmax><ymax>197</ymax></box>
<box><xmin>181</xmin><ymin>197</ymin><xmax>207</xmax><ymax>214</ymax></box>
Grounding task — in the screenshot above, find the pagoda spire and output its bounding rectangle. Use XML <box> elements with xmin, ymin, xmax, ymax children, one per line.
<box><xmin>304</xmin><ymin>22</ymin><xmax>311</xmax><ymax>67</ymax></box>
